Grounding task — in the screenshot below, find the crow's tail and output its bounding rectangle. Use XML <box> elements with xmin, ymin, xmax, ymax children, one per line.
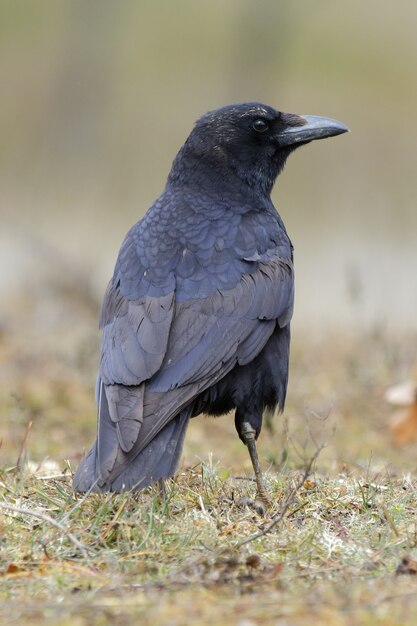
<box><xmin>72</xmin><ymin>408</ymin><xmax>190</xmax><ymax>493</ymax></box>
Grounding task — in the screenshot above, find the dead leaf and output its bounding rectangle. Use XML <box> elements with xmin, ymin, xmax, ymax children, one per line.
<box><xmin>396</xmin><ymin>555</ymin><xmax>417</xmax><ymax>575</ymax></box>
<box><xmin>389</xmin><ymin>405</ymin><xmax>417</xmax><ymax>446</ymax></box>
<box><xmin>246</xmin><ymin>554</ymin><xmax>261</xmax><ymax>569</ymax></box>
<box><xmin>304</xmin><ymin>480</ymin><xmax>316</xmax><ymax>490</ymax></box>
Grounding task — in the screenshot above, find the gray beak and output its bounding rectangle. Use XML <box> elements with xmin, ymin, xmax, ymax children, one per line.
<box><xmin>278</xmin><ymin>114</ymin><xmax>349</xmax><ymax>146</ymax></box>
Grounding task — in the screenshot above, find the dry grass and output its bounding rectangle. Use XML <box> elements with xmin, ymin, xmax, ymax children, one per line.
<box><xmin>2</xmin><ymin>459</ymin><xmax>417</xmax><ymax>625</ymax></box>
<box><xmin>1</xmin><ymin>297</ymin><xmax>417</xmax><ymax>625</ymax></box>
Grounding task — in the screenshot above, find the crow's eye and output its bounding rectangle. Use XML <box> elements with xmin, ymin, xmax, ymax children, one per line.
<box><xmin>252</xmin><ymin>119</ymin><xmax>269</xmax><ymax>133</ymax></box>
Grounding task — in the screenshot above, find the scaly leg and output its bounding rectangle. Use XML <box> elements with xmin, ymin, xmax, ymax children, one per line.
<box><xmin>240</xmin><ymin>422</ymin><xmax>270</xmax><ymax>507</ymax></box>
<box><xmin>158</xmin><ymin>478</ymin><xmax>167</xmax><ymax>500</ymax></box>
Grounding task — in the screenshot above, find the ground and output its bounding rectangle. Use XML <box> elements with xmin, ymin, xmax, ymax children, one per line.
<box><xmin>1</xmin><ymin>292</ymin><xmax>417</xmax><ymax>625</ymax></box>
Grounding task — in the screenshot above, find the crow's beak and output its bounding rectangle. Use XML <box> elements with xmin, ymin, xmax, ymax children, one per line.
<box><xmin>278</xmin><ymin>114</ymin><xmax>349</xmax><ymax>147</ymax></box>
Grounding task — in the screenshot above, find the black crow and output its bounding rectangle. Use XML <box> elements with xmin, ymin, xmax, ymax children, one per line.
<box><xmin>73</xmin><ymin>103</ymin><xmax>347</xmax><ymax>501</ymax></box>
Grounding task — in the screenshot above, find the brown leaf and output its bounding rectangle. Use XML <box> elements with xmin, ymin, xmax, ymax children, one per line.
<box><xmin>246</xmin><ymin>554</ymin><xmax>261</xmax><ymax>569</ymax></box>
<box><xmin>1</xmin><ymin>563</ymin><xmax>24</xmax><ymax>576</ymax></box>
<box><xmin>304</xmin><ymin>479</ymin><xmax>316</xmax><ymax>490</ymax></box>
<box><xmin>396</xmin><ymin>555</ymin><xmax>417</xmax><ymax>575</ymax></box>
<box><xmin>390</xmin><ymin>404</ymin><xmax>417</xmax><ymax>446</ymax></box>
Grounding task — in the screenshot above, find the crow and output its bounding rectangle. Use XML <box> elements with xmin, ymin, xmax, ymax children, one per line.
<box><xmin>73</xmin><ymin>102</ymin><xmax>347</xmax><ymax>501</ymax></box>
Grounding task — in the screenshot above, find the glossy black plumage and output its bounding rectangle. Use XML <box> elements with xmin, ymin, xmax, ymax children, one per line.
<box><xmin>73</xmin><ymin>103</ymin><xmax>347</xmax><ymax>493</ymax></box>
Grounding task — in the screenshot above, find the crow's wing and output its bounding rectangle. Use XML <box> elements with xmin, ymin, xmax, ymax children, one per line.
<box><xmin>89</xmin><ymin>254</ymin><xmax>293</xmax><ymax>487</ymax></box>
<box><xmin>148</xmin><ymin>258</ymin><xmax>293</xmax><ymax>393</ymax></box>
<box><xmin>73</xmin><ymin>204</ymin><xmax>294</xmax><ymax>491</ymax></box>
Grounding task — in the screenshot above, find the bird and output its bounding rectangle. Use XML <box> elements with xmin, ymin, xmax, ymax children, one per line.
<box><xmin>73</xmin><ymin>102</ymin><xmax>348</xmax><ymax>502</ymax></box>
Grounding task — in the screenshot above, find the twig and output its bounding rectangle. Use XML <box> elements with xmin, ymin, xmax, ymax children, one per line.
<box><xmin>0</xmin><ymin>502</ymin><xmax>93</xmax><ymax>565</ymax></box>
<box><xmin>236</xmin><ymin>444</ymin><xmax>324</xmax><ymax>548</ymax></box>
<box><xmin>100</xmin><ymin>497</ymin><xmax>129</xmax><ymax>540</ymax></box>
<box><xmin>379</xmin><ymin>499</ymin><xmax>400</xmax><ymax>538</ymax></box>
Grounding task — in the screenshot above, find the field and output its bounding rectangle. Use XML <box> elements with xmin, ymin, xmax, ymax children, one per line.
<box><xmin>1</xmin><ymin>1</ymin><xmax>417</xmax><ymax>624</ymax></box>
<box><xmin>1</xmin><ymin>296</ymin><xmax>417</xmax><ymax>625</ymax></box>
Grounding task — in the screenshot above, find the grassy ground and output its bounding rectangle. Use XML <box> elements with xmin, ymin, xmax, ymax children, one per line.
<box><xmin>1</xmin><ymin>295</ymin><xmax>417</xmax><ymax>625</ymax></box>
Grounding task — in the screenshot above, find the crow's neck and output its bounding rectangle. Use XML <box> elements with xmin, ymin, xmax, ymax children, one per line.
<box><xmin>167</xmin><ymin>144</ymin><xmax>286</xmax><ymax>199</ymax></box>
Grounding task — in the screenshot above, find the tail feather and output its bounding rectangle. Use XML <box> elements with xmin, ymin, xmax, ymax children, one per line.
<box><xmin>72</xmin><ymin>443</ymin><xmax>101</xmax><ymax>493</ymax></box>
<box><xmin>111</xmin><ymin>409</ymin><xmax>190</xmax><ymax>492</ymax></box>
<box><xmin>73</xmin><ymin>408</ymin><xmax>190</xmax><ymax>493</ymax></box>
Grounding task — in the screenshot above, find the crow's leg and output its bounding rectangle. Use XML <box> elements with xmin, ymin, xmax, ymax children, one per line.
<box><xmin>240</xmin><ymin>421</ymin><xmax>270</xmax><ymax>506</ymax></box>
<box><xmin>158</xmin><ymin>478</ymin><xmax>167</xmax><ymax>500</ymax></box>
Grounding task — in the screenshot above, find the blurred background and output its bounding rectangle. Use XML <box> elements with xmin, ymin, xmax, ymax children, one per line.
<box><xmin>0</xmin><ymin>0</ymin><xmax>416</xmax><ymax>473</ymax></box>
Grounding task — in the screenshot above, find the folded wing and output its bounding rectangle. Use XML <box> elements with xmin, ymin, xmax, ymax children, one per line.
<box><xmin>73</xmin><ymin>228</ymin><xmax>294</xmax><ymax>492</ymax></box>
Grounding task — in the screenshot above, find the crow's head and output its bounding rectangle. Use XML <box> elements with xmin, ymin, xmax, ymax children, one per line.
<box><xmin>169</xmin><ymin>102</ymin><xmax>348</xmax><ymax>196</ymax></box>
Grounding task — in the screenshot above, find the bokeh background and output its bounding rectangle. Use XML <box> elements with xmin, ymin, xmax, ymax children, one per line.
<box><xmin>1</xmin><ymin>0</ymin><xmax>416</xmax><ymax>472</ymax></box>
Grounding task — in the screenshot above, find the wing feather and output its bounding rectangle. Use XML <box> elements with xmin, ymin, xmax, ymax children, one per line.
<box><xmin>100</xmin><ymin>290</ymin><xmax>175</xmax><ymax>385</ymax></box>
<box><xmin>75</xmin><ymin>208</ymin><xmax>294</xmax><ymax>492</ymax></box>
<box><xmin>90</xmin><ymin>257</ymin><xmax>294</xmax><ymax>488</ymax></box>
